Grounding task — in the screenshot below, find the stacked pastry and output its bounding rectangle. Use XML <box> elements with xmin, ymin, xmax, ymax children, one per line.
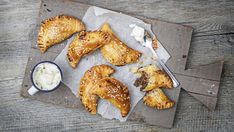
<box><xmin>79</xmin><ymin>65</ymin><xmax>130</xmax><ymax>117</ymax></box>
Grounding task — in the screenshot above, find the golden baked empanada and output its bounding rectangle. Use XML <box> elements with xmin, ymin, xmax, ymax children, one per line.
<box><xmin>100</xmin><ymin>22</ymin><xmax>142</xmax><ymax>66</ymax></box>
<box><xmin>79</xmin><ymin>65</ymin><xmax>130</xmax><ymax>117</ymax></box>
<box><xmin>134</xmin><ymin>65</ymin><xmax>173</xmax><ymax>91</ymax></box>
<box><xmin>91</xmin><ymin>77</ymin><xmax>130</xmax><ymax>117</ymax></box>
<box><xmin>79</xmin><ymin>65</ymin><xmax>115</xmax><ymax>114</ymax></box>
<box><xmin>67</xmin><ymin>31</ymin><xmax>111</xmax><ymax>68</ymax></box>
<box><xmin>38</xmin><ymin>15</ymin><xmax>85</xmax><ymax>53</ymax></box>
<box><xmin>143</xmin><ymin>88</ymin><xmax>174</xmax><ymax>109</ymax></box>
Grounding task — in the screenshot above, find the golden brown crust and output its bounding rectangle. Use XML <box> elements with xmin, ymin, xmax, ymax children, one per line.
<box><xmin>100</xmin><ymin>22</ymin><xmax>142</xmax><ymax>66</ymax></box>
<box><xmin>67</xmin><ymin>31</ymin><xmax>111</xmax><ymax>68</ymax></box>
<box><xmin>133</xmin><ymin>65</ymin><xmax>174</xmax><ymax>110</ymax></box>
<box><xmin>143</xmin><ymin>88</ymin><xmax>174</xmax><ymax>109</ymax></box>
<box><xmin>78</xmin><ymin>65</ymin><xmax>130</xmax><ymax>117</ymax></box>
<box><xmin>152</xmin><ymin>37</ymin><xmax>158</xmax><ymax>49</ymax></box>
<box><xmin>91</xmin><ymin>77</ymin><xmax>130</xmax><ymax>117</ymax></box>
<box><xmin>79</xmin><ymin>65</ymin><xmax>115</xmax><ymax>114</ymax></box>
<box><xmin>135</xmin><ymin>65</ymin><xmax>173</xmax><ymax>91</ymax></box>
<box><xmin>38</xmin><ymin>15</ymin><xmax>85</xmax><ymax>53</ymax></box>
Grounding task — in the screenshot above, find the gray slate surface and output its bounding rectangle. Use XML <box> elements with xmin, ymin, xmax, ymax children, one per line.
<box><xmin>0</xmin><ymin>0</ymin><xmax>234</xmax><ymax>131</ymax></box>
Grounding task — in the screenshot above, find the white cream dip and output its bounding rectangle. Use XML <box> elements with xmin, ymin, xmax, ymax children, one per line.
<box><xmin>130</xmin><ymin>24</ymin><xmax>145</xmax><ymax>44</ymax></box>
<box><xmin>129</xmin><ymin>24</ymin><xmax>153</xmax><ymax>48</ymax></box>
<box><xmin>32</xmin><ymin>62</ymin><xmax>61</xmax><ymax>90</ymax></box>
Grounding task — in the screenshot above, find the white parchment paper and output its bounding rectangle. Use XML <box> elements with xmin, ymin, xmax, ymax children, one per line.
<box><xmin>54</xmin><ymin>6</ymin><xmax>170</xmax><ymax>121</ymax></box>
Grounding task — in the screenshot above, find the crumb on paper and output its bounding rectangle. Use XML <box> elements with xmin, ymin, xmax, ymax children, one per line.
<box><xmin>138</xmin><ymin>61</ymin><xmax>143</xmax><ymax>65</ymax></box>
<box><xmin>152</xmin><ymin>37</ymin><xmax>158</xmax><ymax>49</ymax></box>
<box><xmin>129</xmin><ymin>67</ymin><xmax>139</xmax><ymax>73</ymax></box>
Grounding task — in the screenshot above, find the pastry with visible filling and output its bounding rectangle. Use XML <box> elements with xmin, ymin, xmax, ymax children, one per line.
<box><xmin>143</xmin><ymin>88</ymin><xmax>174</xmax><ymax>109</ymax></box>
<box><xmin>38</xmin><ymin>15</ymin><xmax>85</xmax><ymax>53</ymax></box>
<box><xmin>67</xmin><ymin>31</ymin><xmax>111</xmax><ymax>68</ymax></box>
<box><xmin>134</xmin><ymin>65</ymin><xmax>173</xmax><ymax>91</ymax></box>
<box><xmin>100</xmin><ymin>22</ymin><xmax>142</xmax><ymax>66</ymax></box>
<box><xmin>133</xmin><ymin>65</ymin><xmax>174</xmax><ymax>110</ymax></box>
<box><xmin>78</xmin><ymin>65</ymin><xmax>130</xmax><ymax>117</ymax></box>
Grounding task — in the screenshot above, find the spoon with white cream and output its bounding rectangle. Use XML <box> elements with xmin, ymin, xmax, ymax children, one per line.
<box><xmin>130</xmin><ymin>24</ymin><xmax>180</xmax><ymax>88</ymax></box>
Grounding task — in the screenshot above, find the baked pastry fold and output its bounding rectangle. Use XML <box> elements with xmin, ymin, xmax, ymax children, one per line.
<box><xmin>79</xmin><ymin>65</ymin><xmax>115</xmax><ymax>114</ymax></box>
<box><xmin>143</xmin><ymin>88</ymin><xmax>174</xmax><ymax>109</ymax></box>
<box><xmin>92</xmin><ymin>77</ymin><xmax>130</xmax><ymax>117</ymax></box>
<box><xmin>67</xmin><ymin>31</ymin><xmax>111</xmax><ymax>68</ymax></box>
<box><xmin>79</xmin><ymin>65</ymin><xmax>130</xmax><ymax>117</ymax></box>
<box><xmin>134</xmin><ymin>65</ymin><xmax>173</xmax><ymax>91</ymax></box>
<box><xmin>38</xmin><ymin>15</ymin><xmax>85</xmax><ymax>53</ymax></box>
<box><xmin>100</xmin><ymin>22</ymin><xmax>142</xmax><ymax>66</ymax></box>
<box><xmin>133</xmin><ymin>65</ymin><xmax>174</xmax><ymax>109</ymax></box>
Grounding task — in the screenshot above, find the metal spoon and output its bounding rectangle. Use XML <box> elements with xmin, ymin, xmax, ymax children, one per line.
<box><xmin>143</xmin><ymin>36</ymin><xmax>180</xmax><ymax>88</ymax></box>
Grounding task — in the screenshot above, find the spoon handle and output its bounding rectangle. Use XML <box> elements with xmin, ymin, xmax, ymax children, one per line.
<box><xmin>149</xmin><ymin>47</ymin><xmax>180</xmax><ymax>88</ymax></box>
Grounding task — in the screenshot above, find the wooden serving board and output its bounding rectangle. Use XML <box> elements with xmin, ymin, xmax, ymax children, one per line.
<box><xmin>21</xmin><ymin>0</ymin><xmax>223</xmax><ymax>128</ymax></box>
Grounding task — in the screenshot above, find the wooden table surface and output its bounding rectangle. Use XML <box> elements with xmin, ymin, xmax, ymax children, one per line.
<box><xmin>0</xmin><ymin>0</ymin><xmax>233</xmax><ymax>131</ymax></box>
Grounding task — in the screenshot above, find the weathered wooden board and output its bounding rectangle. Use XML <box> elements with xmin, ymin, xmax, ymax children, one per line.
<box><xmin>20</xmin><ymin>0</ymin><xmax>223</xmax><ymax>128</ymax></box>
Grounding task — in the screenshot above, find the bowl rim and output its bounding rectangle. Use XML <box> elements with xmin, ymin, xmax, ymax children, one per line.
<box><xmin>30</xmin><ymin>61</ymin><xmax>63</xmax><ymax>92</ymax></box>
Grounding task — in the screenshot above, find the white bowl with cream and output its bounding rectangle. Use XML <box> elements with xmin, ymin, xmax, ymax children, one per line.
<box><xmin>28</xmin><ymin>61</ymin><xmax>62</xmax><ymax>95</ymax></box>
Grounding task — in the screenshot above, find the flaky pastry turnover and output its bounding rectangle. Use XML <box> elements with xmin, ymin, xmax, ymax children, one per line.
<box><xmin>133</xmin><ymin>65</ymin><xmax>174</xmax><ymax>109</ymax></box>
<box><xmin>38</xmin><ymin>15</ymin><xmax>85</xmax><ymax>53</ymax></box>
<box><xmin>100</xmin><ymin>22</ymin><xmax>142</xmax><ymax>66</ymax></box>
<box><xmin>143</xmin><ymin>88</ymin><xmax>174</xmax><ymax>109</ymax></box>
<box><xmin>91</xmin><ymin>77</ymin><xmax>130</xmax><ymax>117</ymax></box>
<box><xmin>79</xmin><ymin>64</ymin><xmax>115</xmax><ymax>114</ymax></box>
<box><xmin>67</xmin><ymin>31</ymin><xmax>111</xmax><ymax>68</ymax></box>
<box><xmin>134</xmin><ymin>65</ymin><xmax>173</xmax><ymax>91</ymax></box>
<box><xmin>78</xmin><ymin>65</ymin><xmax>130</xmax><ymax>117</ymax></box>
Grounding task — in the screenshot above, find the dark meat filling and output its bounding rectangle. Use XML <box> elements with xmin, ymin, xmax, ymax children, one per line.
<box><xmin>134</xmin><ymin>71</ymin><xmax>149</xmax><ymax>91</ymax></box>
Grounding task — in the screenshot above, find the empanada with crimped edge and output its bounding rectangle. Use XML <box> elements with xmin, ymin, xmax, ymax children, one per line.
<box><xmin>38</xmin><ymin>15</ymin><xmax>85</xmax><ymax>53</ymax></box>
<box><xmin>143</xmin><ymin>88</ymin><xmax>174</xmax><ymax>109</ymax></box>
<box><xmin>79</xmin><ymin>65</ymin><xmax>115</xmax><ymax>114</ymax></box>
<box><xmin>91</xmin><ymin>77</ymin><xmax>130</xmax><ymax>117</ymax></box>
<box><xmin>134</xmin><ymin>65</ymin><xmax>173</xmax><ymax>91</ymax></box>
<box><xmin>67</xmin><ymin>31</ymin><xmax>111</xmax><ymax>68</ymax></box>
<box><xmin>78</xmin><ymin>65</ymin><xmax>130</xmax><ymax>117</ymax></box>
<box><xmin>100</xmin><ymin>22</ymin><xmax>142</xmax><ymax>66</ymax></box>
